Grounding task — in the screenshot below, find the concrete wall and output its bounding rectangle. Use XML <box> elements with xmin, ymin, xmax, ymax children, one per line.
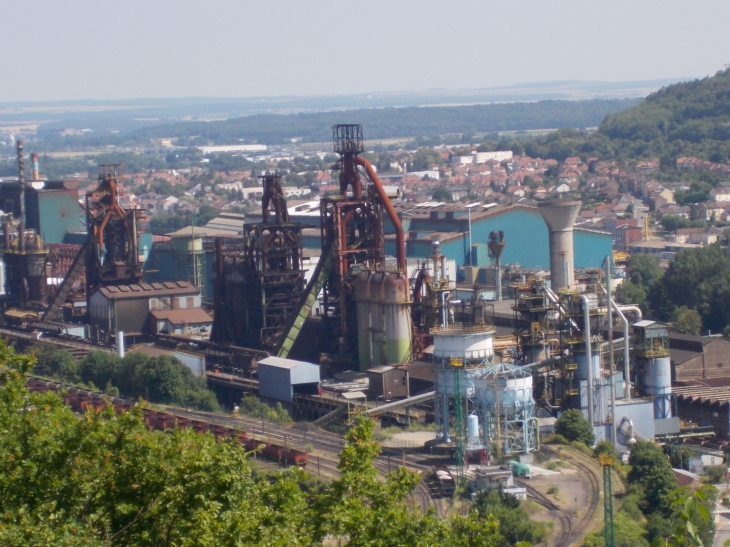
<box><xmin>173</xmin><ymin>351</ymin><xmax>205</xmax><ymax>376</ymax></box>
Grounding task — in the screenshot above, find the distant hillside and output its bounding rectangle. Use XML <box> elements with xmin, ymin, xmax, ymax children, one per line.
<box><xmin>34</xmin><ymin>98</ymin><xmax>640</xmax><ymax>151</ymax></box>
<box><xmin>486</xmin><ymin>70</ymin><xmax>730</xmax><ymax>165</ymax></box>
<box><xmin>597</xmin><ymin>69</ymin><xmax>730</xmax><ymax>161</ymax></box>
<box><xmin>132</xmin><ymin>99</ymin><xmax>640</xmax><ymax>144</ymax></box>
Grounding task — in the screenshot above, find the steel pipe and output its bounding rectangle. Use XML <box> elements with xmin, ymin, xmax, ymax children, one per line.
<box><xmin>355</xmin><ymin>157</ymin><xmax>406</xmax><ymax>272</ymax></box>
<box><xmin>579</xmin><ymin>295</ymin><xmax>595</xmax><ymax>427</ymax></box>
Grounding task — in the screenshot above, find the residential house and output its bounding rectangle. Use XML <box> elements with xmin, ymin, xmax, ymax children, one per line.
<box><xmin>696</xmin><ymin>202</ymin><xmax>726</xmax><ymax>221</ymax></box>
<box><xmin>710</xmin><ymin>187</ymin><xmax>730</xmax><ymax>202</ymax></box>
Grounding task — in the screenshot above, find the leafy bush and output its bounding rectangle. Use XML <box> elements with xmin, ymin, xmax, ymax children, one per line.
<box><xmin>473</xmin><ymin>488</ymin><xmax>547</xmax><ymax>547</ymax></box>
<box><xmin>593</xmin><ymin>440</ymin><xmax>619</xmax><ymax>460</ymax></box>
<box><xmin>703</xmin><ymin>464</ymin><xmax>727</xmax><ymax>485</ymax></box>
<box><xmin>555</xmin><ymin>409</ymin><xmax>595</xmax><ymax>446</ymax></box>
<box><xmin>75</xmin><ymin>351</ymin><xmax>221</xmax><ymax>412</ymax></box>
<box><xmin>237</xmin><ymin>395</ymin><xmax>290</xmax><ymax>423</ymax></box>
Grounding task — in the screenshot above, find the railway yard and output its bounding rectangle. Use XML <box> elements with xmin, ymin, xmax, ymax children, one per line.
<box><xmin>26</xmin><ymin>374</ymin><xmax>613</xmax><ymax>546</ymax></box>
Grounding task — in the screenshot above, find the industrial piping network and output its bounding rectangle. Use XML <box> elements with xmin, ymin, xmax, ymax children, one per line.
<box><xmin>599</xmin><ymin>283</ymin><xmax>641</xmax><ymax>401</ymax></box>
<box><xmin>365</xmin><ymin>390</ymin><xmax>436</xmax><ymax>415</ymax></box>
<box><xmin>579</xmin><ymin>294</ymin><xmax>595</xmax><ymax>428</ymax></box>
<box><xmin>354</xmin><ymin>156</ymin><xmax>406</xmax><ymax>272</ymax></box>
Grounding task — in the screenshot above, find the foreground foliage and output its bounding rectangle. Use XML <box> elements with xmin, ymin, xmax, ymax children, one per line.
<box><xmin>582</xmin><ymin>441</ymin><xmax>716</xmax><ymax>547</ymax></box>
<box><xmin>0</xmin><ymin>342</ymin><xmax>511</xmax><ymax>546</ymax></box>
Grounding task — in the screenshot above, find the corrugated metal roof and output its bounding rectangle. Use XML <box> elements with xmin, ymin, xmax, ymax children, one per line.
<box><xmin>150</xmin><ymin>308</ymin><xmax>212</xmax><ymax>325</ymax></box>
<box><xmin>674</xmin><ymin>386</ymin><xmax>730</xmax><ymax>406</ymax></box>
<box><xmin>633</xmin><ymin>320</ymin><xmax>656</xmax><ymax>328</ymax></box>
<box><xmin>341</xmin><ymin>391</ymin><xmax>367</xmax><ymax>399</ymax></box>
<box><xmin>98</xmin><ymin>282</ymin><xmax>198</xmax><ymax>300</ymax></box>
<box><xmin>259</xmin><ymin>356</ymin><xmax>315</xmax><ymax>369</ymax></box>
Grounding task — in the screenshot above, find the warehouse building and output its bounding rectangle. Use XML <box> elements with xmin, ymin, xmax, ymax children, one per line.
<box><xmin>670</xmin><ymin>334</ymin><xmax>730</xmax><ymax>383</ymax></box>
<box><xmin>257</xmin><ymin>356</ymin><xmax>321</xmax><ymax>404</ymax></box>
<box><xmin>88</xmin><ymin>281</ymin><xmax>202</xmax><ymax>340</ymax></box>
<box><xmin>0</xmin><ymin>178</ymin><xmax>81</xmax><ymax>244</ymax></box>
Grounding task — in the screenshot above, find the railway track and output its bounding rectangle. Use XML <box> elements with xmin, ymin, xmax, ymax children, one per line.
<box><xmin>518</xmin><ymin>481</ymin><xmax>572</xmax><ymax>547</ymax></box>
<box><xmin>176</xmin><ymin>408</ymin><xmax>441</xmax><ymax>515</ymax></box>
<box><xmin>542</xmin><ymin>446</ymin><xmax>604</xmax><ymax>546</ymax></box>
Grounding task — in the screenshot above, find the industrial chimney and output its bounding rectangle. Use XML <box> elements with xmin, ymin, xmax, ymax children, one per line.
<box><xmin>537</xmin><ymin>199</ymin><xmax>581</xmax><ymax>290</ymax></box>
<box><xmin>487</xmin><ymin>230</ymin><xmax>505</xmax><ymax>301</ymax></box>
<box><xmin>31</xmin><ymin>153</ymin><xmax>39</xmax><ymax>181</ymax></box>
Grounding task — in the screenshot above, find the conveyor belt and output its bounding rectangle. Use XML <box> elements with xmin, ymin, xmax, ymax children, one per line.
<box><xmin>276</xmin><ymin>241</ymin><xmax>334</xmax><ymax>358</ymax></box>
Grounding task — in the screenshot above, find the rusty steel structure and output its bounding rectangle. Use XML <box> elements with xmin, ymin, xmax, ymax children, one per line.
<box><xmin>212</xmin><ymin>172</ymin><xmax>305</xmax><ymax>352</ymax></box>
<box><xmin>319</xmin><ymin>124</ymin><xmax>408</xmax><ymax>360</ymax></box>
<box><xmin>85</xmin><ymin>165</ymin><xmax>145</xmax><ymax>297</ymax></box>
<box><xmin>2</xmin><ymin>141</ymin><xmax>49</xmax><ymax>312</ymax></box>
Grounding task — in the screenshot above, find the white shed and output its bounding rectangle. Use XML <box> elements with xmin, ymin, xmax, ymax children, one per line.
<box><xmin>258</xmin><ymin>356</ymin><xmax>321</xmax><ymax>403</ymax></box>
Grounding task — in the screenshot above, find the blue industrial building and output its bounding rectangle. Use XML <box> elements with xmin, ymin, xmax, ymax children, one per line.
<box><xmin>0</xmin><ymin>179</ymin><xmax>82</xmax><ymax>244</ymax></box>
<box><xmin>295</xmin><ymin>203</ymin><xmax>612</xmax><ymax>270</ymax></box>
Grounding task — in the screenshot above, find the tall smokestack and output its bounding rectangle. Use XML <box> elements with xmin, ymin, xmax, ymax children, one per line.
<box><xmin>488</xmin><ymin>230</ymin><xmax>506</xmax><ymax>301</ymax></box>
<box><xmin>16</xmin><ymin>141</ymin><xmax>25</xmax><ymax>252</ymax></box>
<box><xmin>31</xmin><ymin>152</ymin><xmax>39</xmax><ymax>181</ymax></box>
<box><xmin>537</xmin><ymin>199</ymin><xmax>581</xmax><ymax>291</ymax></box>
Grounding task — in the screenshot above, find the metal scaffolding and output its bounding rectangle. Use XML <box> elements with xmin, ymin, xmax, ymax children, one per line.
<box><xmin>477</xmin><ymin>362</ymin><xmax>537</xmax><ymax>457</ymax></box>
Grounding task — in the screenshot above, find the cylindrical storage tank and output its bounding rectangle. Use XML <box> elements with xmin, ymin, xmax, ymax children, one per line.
<box><xmin>432</xmin><ymin>327</ymin><xmax>494</xmax><ymax>361</ymax></box>
<box><xmin>476</xmin><ymin>371</ymin><xmax>534</xmax><ymax>409</ymax></box>
<box><xmin>355</xmin><ymin>270</ymin><xmax>373</xmax><ymax>369</ymax></box>
<box><xmin>467</xmin><ymin>415</ymin><xmax>479</xmax><ymax>442</ymax></box>
<box><xmin>436</xmin><ymin>366</ymin><xmax>481</xmax><ymax>397</ymax></box>
<box><xmin>370</xmin><ymin>271</ymin><xmax>387</xmax><ymax>365</ymax></box>
<box><xmin>383</xmin><ymin>272</ymin><xmax>411</xmax><ymax>365</ymax></box>
<box><xmin>575</xmin><ymin>352</ymin><xmax>601</xmax><ymax>382</ymax></box>
<box><xmin>116</xmin><ymin>330</ymin><xmax>125</xmax><ymax>358</ymax></box>
<box><xmin>643</xmin><ymin>356</ymin><xmax>672</xmax><ymax>419</ymax></box>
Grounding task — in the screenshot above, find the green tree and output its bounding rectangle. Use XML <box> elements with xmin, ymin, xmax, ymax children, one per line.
<box><xmin>628</xmin><ymin>440</ymin><xmax>678</xmax><ymax>517</ymax></box>
<box><xmin>648</xmin><ymin>245</ymin><xmax>730</xmax><ymax>333</ymax></box>
<box><xmin>431</xmin><ymin>186</ymin><xmax>454</xmax><ymax>203</ymax></box>
<box><xmin>614</xmin><ymin>279</ymin><xmax>647</xmax><ymax>309</ymax></box>
<box><xmin>667</xmin><ymin>485</ymin><xmax>716</xmax><ymax>547</ymax></box>
<box><xmin>626</xmin><ymin>254</ymin><xmax>663</xmax><ymax>288</ymax></box>
<box><xmin>671</xmin><ymin>306</ymin><xmax>702</xmax><ymax>335</ymax></box>
<box><xmin>661</xmin><ymin>214</ymin><xmax>692</xmax><ymax>232</ymax></box>
<box><xmin>47</xmin><ymin>350</ymin><xmax>79</xmax><ymax>383</ymax></box>
<box><xmin>554</xmin><ymin>409</ymin><xmax>595</xmax><ymax>446</ymax></box>
<box><xmin>593</xmin><ymin>439</ymin><xmax>618</xmax><ymax>460</ymax></box>
<box><xmin>0</xmin><ymin>342</ymin><xmax>509</xmax><ymax>547</ymax></box>
<box><xmin>473</xmin><ymin>489</ymin><xmax>547</xmax><ymax>546</ymax></box>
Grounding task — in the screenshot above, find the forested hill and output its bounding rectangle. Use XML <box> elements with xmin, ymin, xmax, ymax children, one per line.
<box><xmin>38</xmin><ymin>98</ymin><xmax>639</xmax><ymax>150</ymax></box>
<box><xmin>597</xmin><ymin>68</ymin><xmax>730</xmax><ymax>160</ymax></box>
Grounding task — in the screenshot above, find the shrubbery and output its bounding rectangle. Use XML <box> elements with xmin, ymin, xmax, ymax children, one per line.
<box><xmin>554</xmin><ymin>409</ymin><xmax>595</xmax><ymax>446</ymax></box>
<box><xmin>32</xmin><ymin>346</ymin><xmax>220</xmax><ymax>412</ymax></box>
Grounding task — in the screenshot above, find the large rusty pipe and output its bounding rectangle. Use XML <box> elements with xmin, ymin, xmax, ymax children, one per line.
<box><xmin>354</xmin><ymin>156</ymin><xmax>405</xmax><ymax>272</ymax></box>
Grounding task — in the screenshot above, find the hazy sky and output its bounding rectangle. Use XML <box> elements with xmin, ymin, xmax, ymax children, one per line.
<box><xmin>2</xmin><ymin>0</ymin><xmax>729</xmax><ymax>102</ymax></box>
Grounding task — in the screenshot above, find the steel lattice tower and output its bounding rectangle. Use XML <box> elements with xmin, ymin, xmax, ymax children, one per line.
<box><xmin>451</xmin><ymin>358</ymin><xmax>467</xmax><ymax>483</ymax></box>
<box><xmin>600</xmin><ymin>454</ymin><xmax>616</xmax><ymax>547</ymax></box>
